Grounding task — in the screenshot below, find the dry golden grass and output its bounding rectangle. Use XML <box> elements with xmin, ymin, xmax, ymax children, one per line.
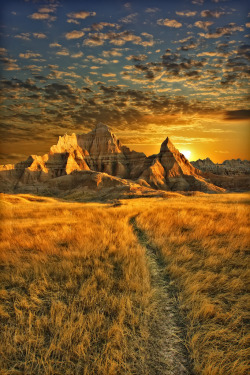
<box><xmin>0</xmin><ymin>193</ymin><xmax>249</xmax><ymax>375</ymax></box>
<box><xmin>137</xmin><ymin>193</ymin><xmax>250</xmax><ymax>375</ymax></box>
<box><xmin>0</xmin><ymin>194</ymin><xmax>154</xmax><ymax>375</ymax></box>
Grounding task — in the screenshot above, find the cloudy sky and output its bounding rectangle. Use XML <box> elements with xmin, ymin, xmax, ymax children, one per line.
<box><xmin>1</xmin><ymin>0</ymin><xmax>249</xmax><ymax>163</ymax></box>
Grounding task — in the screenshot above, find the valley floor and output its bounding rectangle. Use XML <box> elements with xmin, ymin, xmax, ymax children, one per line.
<box><xmin>0</xmin><ymin>193</ymin><xmax>249</xmax><ymax>375</ymax></box>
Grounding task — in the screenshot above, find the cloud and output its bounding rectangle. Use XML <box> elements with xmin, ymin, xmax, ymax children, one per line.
<box><xmin>51</xmin><ymin>71</ymin><xmax>81</xmax><ymax>80</ymax></box>
<box><xmin>1</xmin><ymin>78</ymin><xmax>40</xmax><ymax>93</ymax></box>
<box><xmin>0</xmin><ymin>56</ymin><xmax>20</xmax><ymax>71</ymax></box>
<box><xmin>160</xmin><ymin>53</ymin><xmax>207</xmax><ymax>81</ymax></box>
<box><xmin>235</xmin><ymin>44</ymin><xmax>250</xmax><ymax>60</ymax></box>
<box><xmin>1</xmin><ymin>71</ymin><xmax>246</xmax><ymax>145</ymax></box>
<box><xmin>24</xmin><ymin>64</ymin><xmax>43</xmax><ymax>73</ymax></box>
<box><xmin>102</xmin><ymin>49</ymin><xmax>123</xmax><ymax>57</ymax></box>
<box><xmin>178</xmin><ymin>41</ymin><xmax>199</xmax><ymax>51</ymax></box>
<box><xmin>157</xmin><ymin>18</ymin><xmax>182</xmax><ymax>28</ymax></box>
<box><xmin>84</xmin><ymin>30</ymin><xmax>155</xmax><ymax>47</ymax></box>
<box><xmin>48</xmin><ymin>64</ymin><xmax>59</xmax><ymax>69</ymax></box>
<box><xmin>0</xmin><ymin>153</ymin><xmax>28</xmax><ymax>163</ymax></box>
<box><xmin>44</xmin><ymin>83</ymin><xmax>78</xmax><ymax>103</ymax></box>
<box><xmin>200</xmin><ymin>23</ymin><xmax>244</xmax><ymax>38</ymax></box>
<box><xmin>84</xmin><ymin>76</ymin><xmax>94</xmax><ymax>86</ymax></box>
<box><xmin>67</xmin><ymin>11</ymin><xmax>96</xmax><ymax>20</ymax></box>
<box><xmin>65</xmin><ymin>30</ymin><xmax>85</xmax><ymax>40</ymax></box>
<box><xmin>28</xmin><ymin>13</ymin><xmax>56</xmax><ymax>22</ymax></box>
<box><xmin>19</xmin><ymin>51</ymin><xmax>41</xmax><ymax>59</ymax></box>
<box><xmin>38</xmin><ymin>7</ymin><xmax>55</xmax><ymax>13</ymax></box>
<box><xmin>86</xmin><ymin>55</ymin><xmax>108</xmax><ymax>64</ymax></box>
<box><xmin>67</xmin><ymin>19</ymin><xmax>80</xmax><ymax>25</ymax></box>
<box><xmin>224</xmin><ymin>110</ymin><xmax>250</xmax><ymax>120</ymax></box>
<box><xmin>194</xmin><ymin>21</ymin><xmax>214</xmax><ymax>31</ymax></box>
<box><xmin>34</xmin><ymin>75</ymin><xmax>47</xmax><ymax>81</ymax></box>
<box><xmin>126</xmin><ymin>54</ymin><xmax>148</xmax><ymax>61</ymax></box>
<box><xmin>84</xmin><ymin>34</ymin><xmax>105</xmax><ymax>46</ymax></box>
<box><xmin>124</xmin><ymin>3</ymin><xmax>131</xmax><ymax>9</ymax></box>
<box><xmin>102</xmin><ymin>73</ymin><xmax>117</xmax><ymax>77</ymax></box>
<box><xmin>49</xmin><ymin>42</ymin><xmax>61</xmax><ymax>48</ymax></box>
<box><xmin>56</xmin><ymin>49</ymin><xmax>69</xmax><ymax>56</ymax></box>
<box><xmin>145</xmin><ymin>8</ymin><xmax>160</xmax><ymax>13</ymax></box>
<box><xmin>201</xmin><ymin>10</ymin><xmax>225</xmax><ymax>18</ymax></box>
<box><xmin>14</xmin><ymin>33</ymin><xmax>31</xmax><ymax>41</ymax></box>
<box><xmin>123</xmin><ymin>65</ymin><xmax>132</xmax><ymax>70</ymax></box>
<box><xmin>71</xmin><ymin>51</ymin><xmax>83</xmax><ymax>58</ymax></box>
<box><xmin>0</xmin><ymin>48</ymin><xmax>7</xmax><ymax>55</ymax></box>
<box><xmin>27</xmin><ymin>3</ymin><xmax>58</xmax><ymax>23</ymax></box>
<box><xmin>192</xmin><ymin>0</ymin><xmax>204</xmax><ymax>4</ymax></box>
<box><xmin>91</xmin><ymin>22</ymin><xmax>117</xmax><ymax>31</ymax></box>
<box><xmin>141</xmin><ymin>32</ymin><xmax>153</xmax><ymax>38</ymax></box>
<box><xmin>176</xmin><ymin>11</ymin><xmax>197</xmax><ymax>17</ymax></box>
<box><xmin>33</xmin><ymin>33</ymin><xmax>47</xmax><ymax>39</ymax></box>
<box><xmin>197</xmin><ymin>51</ymin><xmax>225</xmax><ymax>57</ymax></box>
<box><xmin>120</xmin><ymin>13</ymin><xmax>138</xmax><ymax>24</ymax></box>
<box><xmin>214</xmin><ymin>150</ymin><xmax>230</xmax><ymax>154</ymax></box>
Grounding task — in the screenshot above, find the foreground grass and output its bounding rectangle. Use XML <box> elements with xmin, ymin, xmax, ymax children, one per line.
<box><xmin>137</xmin><ymin>193</ymin><xmax>250</xmax><ymax>375</ymax></box>
<box><xmin>0</xmin><ymin>195</ymin><xmax>154</xmax><ymax>375</ymax></box>
<box><xmin>0</xmin><ymin>193</ymin><xmax>249</xmax><ymax>374</ymax></box>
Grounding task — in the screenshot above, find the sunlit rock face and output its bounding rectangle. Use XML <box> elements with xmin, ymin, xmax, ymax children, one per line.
<box><xmin>77</xmin><ymin>123</ymin><xmax>146</xmax><ymax>178</ymax></box>
<box><xmin>0</xmin><ymin>123</ymin><xmax>225</xmax><ymax>193</ymax></box>
<box><xmin>48</xmin><ymin>133</ymin><xmax>90</xmax><ymax>177</ymax></box>
<box><xmin>138</xmin><ymin>158</ymin><xmax>168</xmax><ymax>190</ymax></box>
<box><xmin>136</xmin><ymin>136</ymin><xmax>222</xmax><ymax>192</ymax></box>
<box><xmin>77</xmin><ymin>123</ymin><xmax>121</xmax><ymax>155</ymax></box>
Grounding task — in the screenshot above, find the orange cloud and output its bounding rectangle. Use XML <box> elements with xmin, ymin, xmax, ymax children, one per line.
<box><xmin>19</xmin><ymin>52</ymin><xmax>41</xmax><ymax>59</ymax></box>
<box><xmin>157</xmin><ymin>18</ymin><xmax>182</xmax><ymax>28</ymax></box>
<box><xmin>67</xmin><ymin>11</ymin><xmax>96</xmax><ymax>20</ymax></box>
<box><xmin>65</xmin><ymin>30</ymin><xmax>85</xmax><ymax>40</ymax></box>
<box><xmin>28</xmin><ymin>13</ymin><xmax>56</xmax><ymax>21</ymax></box>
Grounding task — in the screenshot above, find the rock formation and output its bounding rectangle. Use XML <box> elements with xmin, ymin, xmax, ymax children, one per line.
<box><xmin>191</xmin><ymin>158</ymin><xmax>250</xmax><ymax>175</ymax></box>
<box><xmin>0</xmin><ymin>123</ymin><xmax>228</xmax><ymax>196</ymax></box>
<box><xmin>190</xmin><ymin>157</ymin><xmax>250</xmax><ymax>191</ymax></box>
<box><xmin>133</xmin><ymin>137</ymin><xmax>223</xmax><ymax>192</ymax></box>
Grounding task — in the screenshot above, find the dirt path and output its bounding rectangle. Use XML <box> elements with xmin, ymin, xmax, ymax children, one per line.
<box><xmin>130</xmin><ymin>215</ymin><xmax>193</xmax><ymax>375</ymax></box>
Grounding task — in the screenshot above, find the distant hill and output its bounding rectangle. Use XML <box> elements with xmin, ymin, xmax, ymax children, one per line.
<box><xmin>191</xmin><ymin>157</ymin><xmax>250</xmax><ymax>175</ymax></box>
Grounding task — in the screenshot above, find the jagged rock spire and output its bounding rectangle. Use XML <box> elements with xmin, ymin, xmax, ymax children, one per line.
<box><xmin>160</xmin><ymin>137</ymin><xmax>177</xmax><ymax>154</ymax></box>
<box><xmin>0</xmin><ymin>123</ymin><xmax>225</xmax><ymax>193</ymax></box>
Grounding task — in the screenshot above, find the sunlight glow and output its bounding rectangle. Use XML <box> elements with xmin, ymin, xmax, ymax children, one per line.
<box><xmin>181</xmin><ymin>150</ymin><xmax>191</xmax><ymax>160</ymax></box>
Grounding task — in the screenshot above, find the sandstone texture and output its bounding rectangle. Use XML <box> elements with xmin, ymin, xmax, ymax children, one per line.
<box><xmin>0</xmin><ymin>122</ymin><xmax>237</xmax><ymax>197</ymax></box>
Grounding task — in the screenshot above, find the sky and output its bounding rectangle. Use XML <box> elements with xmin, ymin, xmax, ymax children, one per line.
<box><xmin>0</xmin><ymin>0</ymin><xmax>249</xmax><ymax>163</ymax></box>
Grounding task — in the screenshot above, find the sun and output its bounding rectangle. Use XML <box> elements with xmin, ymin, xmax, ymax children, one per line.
<box><xmin>181</xmin><ymin>150</ymin><xmax>192</xmax><ymax>160</ymax></box>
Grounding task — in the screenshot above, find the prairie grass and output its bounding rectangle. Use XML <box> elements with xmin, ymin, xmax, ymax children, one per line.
<box><xmin>137</xmin><ymin>193</ymin><xmax>250</xmax><ymax>375</ymax></box>
<box><xmin>0</xmin><ymin>193</ymin><xmax>249</xmax><ymax>375</ymax></box>
<box><xmin>0</xmin><ymin>194</ymin><xmax>153</xmax><ymax>375</ymax></box>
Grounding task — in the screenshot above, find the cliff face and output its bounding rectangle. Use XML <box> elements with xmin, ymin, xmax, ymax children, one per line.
<box><xmin>136</xmin><ymin>137</ymin><xmax>223</xmax><ymax>192</ymax></box>
<box><xmin>0</xmin><ymin>123</ymin><xmax>225</xmax><ymax>194</ymax></box>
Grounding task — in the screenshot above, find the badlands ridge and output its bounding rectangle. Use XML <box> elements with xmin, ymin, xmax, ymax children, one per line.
<box><xmin>0</xmin><ymin>123</ymin><xmax>249</xmax><ymax>200</ymax></box>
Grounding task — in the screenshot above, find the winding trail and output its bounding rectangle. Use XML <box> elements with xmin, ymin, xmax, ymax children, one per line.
<box><xmin>130</xmin><ymin>215</ymin><xmax>193</xmax><ymax>375</ymax></box>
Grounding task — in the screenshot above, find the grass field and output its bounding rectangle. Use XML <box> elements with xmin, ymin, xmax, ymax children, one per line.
<box><xmin>137</xmin><ymin>194</ymin><xmax>250</xmax><ymax>375</ymax></box>
<box><xmin>0</xmin><ymin>193</ymin><xmax>249</xmax><ymax>375</ymax></box>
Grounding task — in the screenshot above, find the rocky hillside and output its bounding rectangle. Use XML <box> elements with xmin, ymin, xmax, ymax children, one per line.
<box><xmin>0</xmin><ymin>123</ymin><xmax>225</xmax><ymax>196</ymax></box>
<box><xmin>191</xmin><ymin>158</ymin><xmax>250</xmax><ymax>175</ymax></box>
